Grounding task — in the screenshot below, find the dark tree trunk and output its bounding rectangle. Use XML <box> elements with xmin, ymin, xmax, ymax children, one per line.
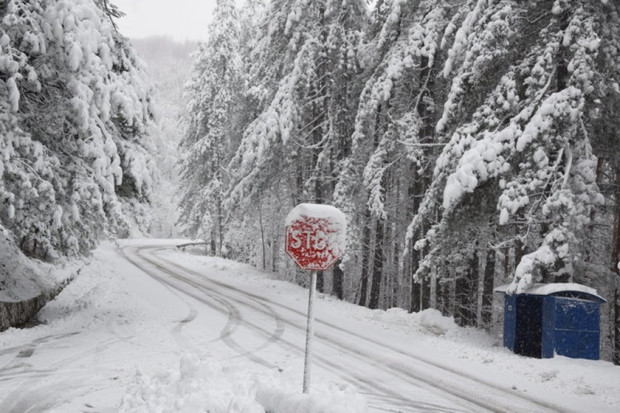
<box><xmin>369</xmin><ymin>218</ymin><xmax>385</xmax><ymax>309</ymax></box>
<box><xmin>358</xmin><ymin>210</ymin><xmax>372</xmax><ymax>307</ymax></box>
<box><xmin>316</xmin><ymin>271</ymin><xmax>324</xmax><ymax>293</ymax></box>
<box><xmin>411</xmin><ymin>280</ymin><xmax>421</xmax><ymax>313</ymax></box>
<box><xmin>556</xmin><ymin>10</ymin><xmax>570</xmax><ymax>92</ymax></box>
<box><xmin>332</xmin><ymin>260</ymin><xmax>344</xmax><ymax>299</ymax></box>
<box><xmin>210</xmin><ymin>227</ymin><xmax>217</xmax><ymax>256</ymax></box>
<box><xmin>258</xmin><ymin>202</ymin><xmax>266</xmax><ymax>270</ymax></box>
<box><xmin>313</xmin><ymin>136</ymin><xmax>325</xmax><ymax>293</ymax></box>
<box><xmin>216</xmin><ymin>189</ymin><xmax>223</xmax><ymax>256</ymax></box>
<box><xmin>615</xmin><ymin>290</ymin><xmax>620</xmax><ymax>365</ymax></box>
<box><xmin>408</xmin><ymin>168</ymin><xmax>423</xmax><ymax>313</ymax></box>
<box><xmin>408</xmin><ymin>51</ymin><xmax>436</xmax><ymax>312</ymax></box>
<box><xmin>392</xmin><ymin>226</ymin><xmax>401</xmax><ymax>308</ymax></box>
<box><xmin>611</xmin><ymin>170</ymin><xmax>620</xmax><ymax>364</ymax></box>
<box><xmin>481</xmin><ymin>248</ymin><xmax>496</xmax><ymax>326</ymax></box>
<box><xmin>420</xmin><ymin>275</ymin><xmax>431</xmax><ymax>311</ymax></box>
<box><xmin>503</xmin><ymin>247</ymin><xmax>510</xmax><ymax>279</ymax></box>
<box><xmin>455</xmin><ymin>249</ymin><xmax>478</xmax><ymax>327</ymax></box>
<box><xmin>410</xmin><ymin>239</ymin><xmax>425</xmax><ymax>312</ymax></box>
<box><xmin>272</xmin><ymin>236</ymin><xmax>277</xmax><ymax>273</ymax></box>
<box><xmin>436</xmin><ymin>273</ymin><xmax>450</xmax><ymax>316</ymax></box>
<box><xmin>515</xmin><ymin>237</ymin><xmax>526</xmax><ymax>270</ymax></box>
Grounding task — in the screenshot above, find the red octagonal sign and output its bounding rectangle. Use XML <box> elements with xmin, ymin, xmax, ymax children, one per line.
<box><xmin>285</xmin><ymin>203</ymin><xmax>346</xmax><ymax>271</ymax></box>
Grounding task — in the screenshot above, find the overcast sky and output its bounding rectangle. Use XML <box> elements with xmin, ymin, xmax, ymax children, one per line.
<box><xmin>113</xmin><ymin>0</ymin><xmax>216</xmax><ymax>41</ymax></box>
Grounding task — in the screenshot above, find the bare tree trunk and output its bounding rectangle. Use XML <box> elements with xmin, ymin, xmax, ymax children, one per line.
<box><xmin>312</xmin><ymin>4</ymin><xmax>328</xmax><ymax>294</ymax></box>
<box><xmin>408</xmin><ymin>169</ymin><xmax>423</xmax><ymax>313</ymax></box>
<box><xmin>410</xmin><ymin>232</ymin><xmax>423</xmax><ymax>312</ymax></box>
<box><xmin>358</xmin><ymin>210</ymin><xmax>372</xmax><ymax>307</ymax></box>
<box><xmin>455</xmin><ymin>249</ymin><xmax>478</xmax><ymax>327</ymax></box>
<box><xmin>332</xmin><ymin>260</ymin><xmax>344</xmax><ymax>299</ymax></box>
<box><xmin>515</xmin><ymin>237</ymin><xmax>526</xmax><ymax>271</ymax></box>
<box><xmin>272</xmin><ymin>236</ymin><xmax>277</xmax><ymax>273</ymax></box>
<box><xmin>503</xmin><ymin>247</ymin><xmax>510</xmax><ymax>280</ymax></box>
<box><xmin>615</xmin><ymin>289</ymin><xmax>620</xmax><ymax>365</ymax></box>
<box><xmin>317</xmin><ymin>271</ymin><xmax>324</xmax><ymax>293</ymax></box>
<box><xmin>369</xmin><ymin>218</ymin><xmax>385</xmax><ymax>309</ymax></box>
<box><xmin>210</xmin><ymin>227</ymin><xmax>216</xmax><ymax>256</ymax></box>
<box><xmin>611</xmin><ymin>170</ymin><xmax>620</xmax><ymax>364</ymax></box>
<box><xmin>437</xmin><ymin>278</ymin><xmax>451</xmax><ymax>316</ymax></box>
<box><xmin>217</xmin><ymin>195</ymin><xmax>223</xmax><ymax>256</ymax></box>
<box><xmin>420</xmin><ymin>275</ymin><xmax>431</xmax><ymax>311</ymax></box>
<box><xmin>392</xmin><ymin>224</ymin><xmax>401</xmax><ymax>308</ymax></box>
<box><xmin>411</xmin><ymin>281</ymin><xmax>421</xmax><ymax>312</ymax></box>
<box><xmin>481</xmin><ymin>248</ymin><xmax>496</xmax><ymax>327</ymax></box>
<box><xmin>258</xmin><ymin>202</ymin><xmax>266</xmax><ymax>270</ymax></box>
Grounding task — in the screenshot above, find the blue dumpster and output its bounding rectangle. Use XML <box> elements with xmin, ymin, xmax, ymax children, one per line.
<box><xmin>494</xmin><ymin>283</ymin><xmax>606</xmax><ymax>360</ymax></box>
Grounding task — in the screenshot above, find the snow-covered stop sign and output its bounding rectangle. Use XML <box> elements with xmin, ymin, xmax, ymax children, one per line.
<box><xmin>285</xmin><ymin>203</ymin><xmax>346</xmax><ymax>271</ymax></box>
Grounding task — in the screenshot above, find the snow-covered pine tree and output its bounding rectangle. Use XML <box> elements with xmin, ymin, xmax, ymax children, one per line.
<box><xmin>584</xmin><ymin>0</ymin><xmax>620</xmax><ymax>365</ymax></box>
<box><xmin>177</xmin><ymin>0</ymin><xmax>244</xmax><ymax>255</ymax></box>
<box><xmin>171</xmin><ymin>0</ymin><xmax>620</xmax><ymax>360</ymax></box>
<box><xmin>333</xmin><ymin>0</ymin><xmax>451</xmax><ymax>309</ymax></box>
<box><xmin>132</xmin><ymin>36</ymin><xmax>197</xmax><ymax>239</ymax></box>
<box><xmin>0</xmin><ymin>0</ymin><xmax>156</xmax><ymax>259</ymax></box>
<box><xmin>406</xmin><ymin>0</ymin><xmax>614</xmax><ymax>329</ymax></box>
<box><xmin>404</xmin><ymin>0</ymin><xmax>523</xmax><ymax>324</ymax></box>
<box><xmin>225</xmin><ymin>0</ymin><xmax>367</xmax><ymax>292</ymax></box>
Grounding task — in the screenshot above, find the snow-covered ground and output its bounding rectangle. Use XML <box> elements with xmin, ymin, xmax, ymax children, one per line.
<box><xmin>1</xmin><ymin>239</ymin><xmax>619</xmax><ymax>412</ymax></box>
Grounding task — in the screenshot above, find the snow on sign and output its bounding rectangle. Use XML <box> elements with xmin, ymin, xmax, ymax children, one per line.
<box><xmin>285</xmin><ymin>203</ymin><xmax>346</xmax><ymax>271</ymax></box>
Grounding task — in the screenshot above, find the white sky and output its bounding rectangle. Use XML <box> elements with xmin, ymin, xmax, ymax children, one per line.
<box><xmin>112</xmin><ymin>0</ymin><xmax>217</xmax><ymax>41</ymax></box>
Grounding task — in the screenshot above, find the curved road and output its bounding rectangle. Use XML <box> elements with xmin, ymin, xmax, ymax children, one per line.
<box><xmin>0</xmin><ymin>241</ymin><xmax>595</xmax><ymax>412</ymax></box>
<box><xmin>123</xmin><ymin>243</ymin><xmax>574</xmax><ymax>413</ymax></box>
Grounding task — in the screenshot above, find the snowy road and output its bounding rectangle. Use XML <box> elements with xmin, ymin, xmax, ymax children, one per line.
<box><xmin>121</xmin><ymin>243</ymin><xmax>577</xmax><ymax>413</ymax></box>
<box><xmin>0</xmin><ymin>240</ymin><xmax>618</xmax><ymax>412</ymax></box>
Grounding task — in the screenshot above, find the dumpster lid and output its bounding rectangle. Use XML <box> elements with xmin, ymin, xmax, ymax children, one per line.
<box><xmin>494</xmin><ymin>283</ymin><xmax>606</xmax><ymax>302</ymax></box>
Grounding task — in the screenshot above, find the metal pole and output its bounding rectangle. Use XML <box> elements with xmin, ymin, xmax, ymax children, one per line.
<box><xmin>302</xmin><ymin>270</ymin><xmax>317</xmax><ymax>393</ymax></box>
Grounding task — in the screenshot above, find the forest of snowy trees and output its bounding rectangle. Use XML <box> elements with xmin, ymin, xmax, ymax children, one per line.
<box><xmin>0</xmin><ymin>0</ymin><xmax>157</xmax><ymax>258</ymax></box>
<box><xmin>177</xmin><ymin>0</ymin><xmax>620</xmax><ymax>363</ymax></box>
<box><xmin>2</xmin><ymin>0</ymin><xmax>620</xmax><ymax>364</ymax></box>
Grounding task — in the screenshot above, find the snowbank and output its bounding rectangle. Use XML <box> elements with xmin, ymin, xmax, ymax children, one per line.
<box><xmin>119</xmin><ymin>353</ymin><xmax>367</xmax><ymax>413</ymax></box>
<box><xmin>256</xmin><ymin>384</ymin><xmax>367</xmax><ymax>413</ymax></box>
<box><xmin>0</xmin><ymin>228</ymin><xmax>73</xmax><ymax>331</ymax></box>
<box><xmin>0</xmin><ymin>230</ymin><xmax>55</xmax><ymax>303</ymax></box>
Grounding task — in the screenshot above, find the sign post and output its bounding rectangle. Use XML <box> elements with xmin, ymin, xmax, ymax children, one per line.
<box><xmin>303</xmin><ymin>270</ymin><xmax>317</xmax><ymax>393</ymax></box>
<box><xmin>285</xmin><ymin>203</ymin><xmax>346</xmax><ymax>394</ymax></box>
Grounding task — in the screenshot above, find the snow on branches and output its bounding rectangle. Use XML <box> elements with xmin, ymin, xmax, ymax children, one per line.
<box><xmin>408</xmin><ymin>0</ymin><xmax>607</xmax><ymax>289</ymax></box>
<box><xmin>0</xmin><ymin>0</ymin><xmax>157</xmax><ymax>259</ymax></box>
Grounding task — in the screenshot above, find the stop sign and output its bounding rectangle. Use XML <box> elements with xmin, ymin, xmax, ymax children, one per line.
<box><xmin>285</xmin><ymin>203</ymin><xmax>346</xmax><ymax>271</ymax></box>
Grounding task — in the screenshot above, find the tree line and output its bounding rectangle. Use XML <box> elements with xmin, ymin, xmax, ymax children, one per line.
<box><xmin>0</xmin><ymin>0</ymin><xmax>156</xmax><ymax>260</ymax></box>
<box><xmin>178</xmin><ymin>0</ymin><xmax>620</xmax><ymax>362</ymax></box>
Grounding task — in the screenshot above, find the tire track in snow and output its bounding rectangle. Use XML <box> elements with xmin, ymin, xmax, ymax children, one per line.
<box><xmin>122</xmin><ymin>245</ymin><xmax>283</xmax><ymax>370</ymax></box>
<box><xmin>0</xmin><ymin>336</ymin><xmax>124</xmax><ymax>412</ymax></box>
<box><xmin>135</xmin><ymin>246</ymin><xmax>474</xmax><ymax>412</ymax></box>
<box><xmin>143</xmin><ymin>244</ymin><xmax>577</xmax><ymax>413</ymax></box>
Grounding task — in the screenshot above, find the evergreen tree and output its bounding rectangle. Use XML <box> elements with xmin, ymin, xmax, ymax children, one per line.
<box><xmin>0</xmin><ymin>0</ymin><xmax>157</xmax><ymax>260</ymax></box>
<box><xmin>178</xmin><ymin>0</ymin><xmax>244</xmax><ymax>255</ymax></box>
<box><xmin>407</xmin><ymin>0</ymin><xmax>613</xmax><ymax>329</ymax></box>
<box><xmin>176</xmin><ymin>0</ymin><xmax>620</xmax><ymax>362</ymax></box>
<box><xmin>225</xmin><ymin>0</ymin><xmax>368</xmax><ymax>290</ymax></box>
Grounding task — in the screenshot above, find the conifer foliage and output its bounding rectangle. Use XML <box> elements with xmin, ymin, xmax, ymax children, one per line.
<box><xmin>181</xmin><ymin>0</ymin><xmax>620</xmax><ymax>361</ymax></box>
<box><xmin>178</xmin><ymin>0</ymin><xmax>244</xmax><ymax>255</ymax></box>
<box><xmin>0</xmin><ymin>0</ymin><xmax>156</xmax><ymax>260</ymax></box>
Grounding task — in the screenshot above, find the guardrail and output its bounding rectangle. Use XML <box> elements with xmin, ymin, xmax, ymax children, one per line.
<box><xmin>175</xmin><ymin>242</ymin><xmax>208</xmax><ymax>251</ymax></box>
